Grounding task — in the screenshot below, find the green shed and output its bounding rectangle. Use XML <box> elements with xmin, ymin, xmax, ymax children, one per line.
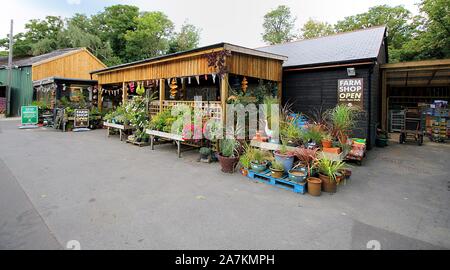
<box><xmin>0</xmin><ymin>67</ymin><xmax>33</xmax><ymax>116</ymax></box>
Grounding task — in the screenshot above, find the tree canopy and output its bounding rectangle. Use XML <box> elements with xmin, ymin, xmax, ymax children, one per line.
<box><xmin>262</xmin><ymin>5</ymin><xmax>297</xmax><ymax>45</ymax></box>
<box><xmin>0</xmin><ymin>5</ymin><xmax>201</xmax><ymax>66</ymax></box>
<box><xmin>262</xmin><ymin>0</ymin><xmax>450</xmax><ymax>63</ymax></box>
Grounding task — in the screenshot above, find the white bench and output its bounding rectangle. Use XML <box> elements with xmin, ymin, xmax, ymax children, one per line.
<box><xmin>104</xmin><ymin>122</ymin><xmax>133</xmax><ymax>141</ymax></box>
<box><xmin>146</xmin><ymin>129</ymin><xmax>185</xmax><ymax>158</ymax></box>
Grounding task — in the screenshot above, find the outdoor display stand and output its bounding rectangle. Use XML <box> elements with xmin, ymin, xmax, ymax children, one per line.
<box><xmin>104</xmin><ymin>122</ymin><xmax>133</xmax><ymax>141</ymax></box>
<box><xmin>19</xmin><ymin>106</ymin><xmax>39</xmax><ymax>129</ymax></box>
<box><xmin>146</xmin><ymin>129</ymin><xmax>186</xmax><ymax>158</ymax></box>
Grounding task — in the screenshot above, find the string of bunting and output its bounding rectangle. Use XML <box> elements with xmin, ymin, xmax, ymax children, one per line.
<box><xmin>35</xmin><ymin>83</ymin><xmax>57</xmax><ymax>93</ymax></box>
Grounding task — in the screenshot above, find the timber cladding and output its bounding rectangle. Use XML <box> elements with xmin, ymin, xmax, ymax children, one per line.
<box><xmin>95</xmin><ymin>45</ymin><xmax>285</xmax><ymax>85</ymax></box>
<box><xmin>31</xmin><ymin>48</ymin><xmax>106</xmax><ymax>81</ymax></box>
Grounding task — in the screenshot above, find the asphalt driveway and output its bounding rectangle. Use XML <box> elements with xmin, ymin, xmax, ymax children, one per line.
<box><xmin>1</xmin><ymin>119</ymin><xmax>449</xmax><ymax>250</ymax></box>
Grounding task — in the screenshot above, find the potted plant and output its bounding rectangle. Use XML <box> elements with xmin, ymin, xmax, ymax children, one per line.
<box><xmin>250</xmin><ymin>149</ymin><xmax>271</xmax><ymax>173</ymax></box>
<box><xmin>239</xmin><ymin>143</ymin><xmax>255</xmax><ymax>176</ymax></box>
<box><xmin>294</xmin><ymin>147</ymin><xmax>319</xmax><ymax>177</ymax></box>
<box><xmin>274</xmin><ymin>142</ymin><xmax>295</xmax><ymax>173</ymax></box>
<box><xmin>327</xmin><ymin>104</ymin><xmax>359</xmax><ymax>145</ymax></box>
<box><xmin>317</xmin><ymin>157</ymin><xmax>346</xmax><ymax>193</ymax></box>
<box><xmin>270</xmin><ymin>161</ymin><xmax>285</xmax><ymax>179</ymax></box>
<box><xmin>307</xmin><ymin>177</ymin><xmax>322</xmax><ymax>196</ymax></box>
<box><xmin>218</xmin><ymin>138</ymin><xmax>240</xmax><ymax>173</ymax></box>
<box><xmin>321</xmin><ymin>133</ymin><xmax>333</xmax><ymax>148</ymax></box>
<box><xmin>199</xmin><ymin>147</ymin><xmax>212</xmax><ymax>162</ymax></box>
<box><xmin>288</xmin><ymin>163</ymin><xmax>307</xmax><ymax>183</ymax></box>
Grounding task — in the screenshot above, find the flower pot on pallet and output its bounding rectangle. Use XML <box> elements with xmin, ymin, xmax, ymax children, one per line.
<box><xmin>319</xmin><ymin>173</ymin><xmax>337</xmax><ymax>193</ymax></box>
<box><xmin>288</xmin><ymin>168</ymin><xmax>307</xmax><ymax>183</ymax></box>
<box><xmin>307</xmin><ymin>177</ymin><xmax>322</xmax><ymax>196</ymax></box>
<box><xmin>270</xmin><ymin>167</ymin><xmax>284</xmax><ymax>179</ymax></box>
<box><xmin>218</xmin><ymin>154</ymin><xmax>239</xmax><ymax>173</ymax></box>
<box><xmin>250</xmin><ymin>161</ymin><xmax>268</xmax><ymax>173</ymax></box>
<box><xmin>274</xmin><ymin>151</ymin><xmax>295</xmax><ymax>173</ymax></box>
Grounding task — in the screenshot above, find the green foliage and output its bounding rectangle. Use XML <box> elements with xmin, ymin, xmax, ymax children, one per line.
<box><xmin>271</xmin><ymin>161</ymin><xmax>285</xmax><ymax>171</ymax></box>
<box><xmin>327</xmin><ymin>104</ymin><xmax>359</xmax><ymax>133</ymax></box>
<box><xmin>124</xmin><ymin>11</ymin><xmax>174</xmax><ymax>61</ymax></box>
<box><xmin>317</xmin><ymin>158</ymin><xmax>346</xmax><ymax>183</ymax></box>
<box><xmin>168</xmin><ymin>22</ymin><xmax>201</xmax><ymax>54</ymax></box>
<box><xmin>302</xmin><ymin>126</ymin><xmax>324</xmax><ymax>144</ymax></box>
<box><xmin>262</xmin><ymin>5</ymin><xmax>297</xmax><ymax>45</ymax></box>
<box><xmin>300</xmin><ymin>19</ymin><xmax>335</xmax><ymax>39</ymax></box>
<box><xmin>199</xmin><ymin>147</ymin><xmax>212</xmax><ymax>156</ymax></box>
<box><xmin>148</xmin><ymin>109</ymin><xmax>179</xmax><ymax>133</ymax></box>
<box><xmin>220</xmin><ymin>138</ymin><xmax>239</xmax><ymax>158</ymax></box>
<box><xmin>31</xmin><ymin>100</ymin><xmax>50</xmax><ymax>110</ymax></box>
<box><xmin>0</xmin><ymin>4</ymin><xmax>201</xmax><ymax>65</ymax></box>
<box><xmin>124</xmin><ymin>96</ymin><xmax>150</xmax><ymax>139</ymax></box>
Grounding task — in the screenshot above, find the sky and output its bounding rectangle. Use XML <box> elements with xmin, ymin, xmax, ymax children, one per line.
<box><xmin>1</xmin><ymin>0</ymin><xmax>421</xmax><ymax>49</ymax></box>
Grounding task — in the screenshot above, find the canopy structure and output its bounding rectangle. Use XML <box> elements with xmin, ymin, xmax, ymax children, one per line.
<box><xmin>91</xmin><ymin>42</ymin><xmax>287</xmax><ymax>124</ymax></box>
<box><xmin>381</xmin><ymin>59</ymin><xmax>450</xmax><ymax>130</ymax></box>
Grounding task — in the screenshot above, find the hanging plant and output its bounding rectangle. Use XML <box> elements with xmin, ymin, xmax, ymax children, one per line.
<box><xmin>205</xmin><ymin>50</ymin><xmax>232</xmax><ymax>77</ymax></box>
<box><xmin>169</xmin><ymin>78</ymin><xmax>178</xmax><ymax>99</ymax></box>
<box><xmin>241</xmin><ymin>77</ymin><xmax>248</xmax><ymax>93</ymax></box>
<box><xmin>136</xmin><ymin>82</ymin><xmax>145</xmax><ymax>96</ymax></box>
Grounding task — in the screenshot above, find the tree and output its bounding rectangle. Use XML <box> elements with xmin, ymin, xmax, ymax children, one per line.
<box><xmin>300</xmin><ymin>19</ymin><xmax>334</xmax><ymax>39</ymax></box>
<box><xmin>400</xmin><ymin>0</ymin><xmax>450</xmax><ymax>61</ymax></box>
<box><xmin>124</xmin><ymin>11</ymin><xmax>174</xmax><ymax>61</ymax></box>
<box><xmin>262</xmin><ymin>5</ymin><xmax>297</xmax><ymax>45</ymax></box>
<box><xmin>335</xmin><ymin>5</ymin><xmax>418</xmax><ymax>62</ymax></box>
<box><xmin>91</xmin><ymin>5</ymin><xmax>140</xmax><ymax>61</ymax></box>
<box><xmin>168</xmin><ymin>22</ymin><xmax>201</xmax><ymax>53</ymax></box>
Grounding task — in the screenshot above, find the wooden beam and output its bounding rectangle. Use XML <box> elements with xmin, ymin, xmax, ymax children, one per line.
<box><xmin>381</xmin><ymin>58</ymin><xmax>450</xmax><ymax>69</ymax></box>
<box><xmin>98</xmin><ymin>84</ymin><xmax>103</xmax><ymax>112</ymax></box>
<box><xmin>220</xmin><ymin>73</ymin><xmax>229</xmax><ymax>125</ymax></box>
<box><xmin>159</xmin><ymin>79</ymin><xmax>165</xmax><ymax>113</ymax></box>
<box><xmin>428</xmin><ymin>70</ymin><xmax>438</xmax><ymax>85</ymax></box>
<box><xmin>285</xmin><ymin>61</ymin><xmax>374</xmax><ymax>72</ymax></box>
<box><xmin>122</xmin><ymin>82</ymin><xmax>127</xmax><ymax>105</ymax></box>
<box><xmin>381</xmin><ymin>69</ymin><xmax>387</xmax><ymax>131</ymax></box>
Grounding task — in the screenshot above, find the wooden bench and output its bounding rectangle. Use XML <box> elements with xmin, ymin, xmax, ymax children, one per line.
<box><xmin>250</xmin><ymin>140</ymin><xmax>298</xmax><ymax>152</ymax></box>
<box><xmin>146</xmin><ymin>129</ymin><xmax>185</xmax><ymax>158</ymax></box>
<box><xmin>104</xmin><ymin>122</ymin><xmax>133</xmax><ymax>141</ymax></box>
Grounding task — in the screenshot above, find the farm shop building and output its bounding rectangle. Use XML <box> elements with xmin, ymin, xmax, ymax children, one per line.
<box><xmin>259</xmin><ymin>26</ymin><xmax>388</xmax><ymax>148</ymax></box>
<box><xmin>0</xmin><ymin>48</ymin><xmax>106</xmax><ymax>116</ymax></box>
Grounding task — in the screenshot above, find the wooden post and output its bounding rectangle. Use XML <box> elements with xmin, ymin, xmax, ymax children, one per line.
<box><xmin>277</xmin><ymin>81</ymin><xmax>282</xmax><ymax>101</ymax></box>
<box><xmin>220</xmin><ymin>73</ymin><xmax>229</xmax><ymax>125</ymax></box>
<box><xmin>381</xmin><ymin>69</ymin><xmax>387</xmax><ymax>131</ymax></box>
<box><xmin>122</xmin><ymin>81</ymin><xmax>127</xmax><ymax>105</ymax></box>
<box><xmin>159</xmin><ymin>79</ymin><xmax>165</xmax><ymax>112</ymax></box>
<box><xmin>98</xmin><ymin>84</ymin><xmax>103</xmax><ymax>112</ymax></box>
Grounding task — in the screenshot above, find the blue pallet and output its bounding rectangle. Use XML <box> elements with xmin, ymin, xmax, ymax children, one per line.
<box><xmin>247</xmin><ymin>169</ymin><xmax>306</xmax><ymax>194</ymax></box>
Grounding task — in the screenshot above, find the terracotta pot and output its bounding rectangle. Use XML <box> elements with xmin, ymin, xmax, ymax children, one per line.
<box><xmin>270</xmin><ymin>168</ymin><xmax>284</xmax><ymax>179</ymax></box>
<box><xmin>241</xmin><ymin>168</ymin><xmax>249</xmax><ymax>176</ymax></box>
<box><xmin>322</xmin><ymin>139</ymin><xmax>332</xmax><ymax>148</ymax></box>
<box><xmin>307</xmin><ymin>177</ymin><xmax>322</xmax><ymax>196</ymax></box>
<box><xmin>319</xmin><ymin>173</ymin><xmax>337</xmax><ymax>193</ymax></box>
<box><xmin>218</xmin><ymin>154</ymin><xmax>239</xmax><ymax>173</ymax></box>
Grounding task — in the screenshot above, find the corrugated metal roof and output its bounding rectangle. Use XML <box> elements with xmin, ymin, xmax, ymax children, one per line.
<box><xmin>0</xmin><ymin>48</ymin><xmax>81</xmax><ymax>67</ymax></box>
<box><xmin>257</xmin><ymin>26</ymin><xmax>386</xmax><ymax>68</ymax></box>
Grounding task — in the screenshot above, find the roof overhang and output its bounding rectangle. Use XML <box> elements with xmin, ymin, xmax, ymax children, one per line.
<box><xmin>91</xmin><ymin>42</ymin><xmax>288</xmax><ymax>75</ymax></box>
<box><xmin>33</xmin><ymin>77</ymin><xmax>98</xmax><ymax>87</ymax></box>
<box><xmin>284</xmin><ymin>58</ymin><xmax>376</xmax><ymax>72</ymax></box>
<box><xmin>382</xmin><ymin>59</ymin><xmax>450</xmax><ymax>87</ymax></box>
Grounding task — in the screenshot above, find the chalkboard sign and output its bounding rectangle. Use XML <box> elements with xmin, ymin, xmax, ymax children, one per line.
<box><xmin>74</xmin><ymin>109</ymin><xmax>89</xmax><ymax>128</ymax></box>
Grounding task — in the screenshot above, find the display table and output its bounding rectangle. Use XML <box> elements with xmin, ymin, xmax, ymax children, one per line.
<box><xmin>250</xmin><ymin>140</ymin><xmax>298</xmax><ymax>152</ymax></box>
<box><xmin>103</xmin><ymin>122</ymin><xmax>133</xmax><ymax>141</ymax></box>
<box><xmin>146</xmin><ymin>129</ymin><xmax>185</xmax><ymax>158</ymax></box>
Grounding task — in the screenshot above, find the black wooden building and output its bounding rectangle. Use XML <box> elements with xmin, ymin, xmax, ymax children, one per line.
<box><xmin>259</xmin><ymin>26</ymin><xmax>388</xmax><ymax>148</ymax></box>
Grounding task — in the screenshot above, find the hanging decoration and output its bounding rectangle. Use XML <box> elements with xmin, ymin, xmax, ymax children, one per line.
<box><xmin>136</xmin><ymin>82</ymin><xmax>145</xmax><ymax>96</ymax></box>
<box><xmin>205</xmin><ymin>50</ymin><xmax>232</xmax><ymax>78</ymax></box>
<box><xmin>188</xmin><ymin>77</ymin><xmax>192</xmax><ymax>85</ymax></box>
<box><xmin>129</xmin><ymin>82</ymin><xmax>135</xmax><ymax>93</ymax></box>
<box><xmin>212</xmin><ymin>73</ymin><xmax>217</xmax><ymax>84</ymax></box>
<box><xmin>242</xmin><ymin>77</ymin><xmax>248</xmax><ymax>93</ymax></box>
<box><xmin>204</xmin><ymin>74</ymin><xmax>208</xmax><ymax>81</ymax></box>
<box><xmin>169</xmin><ymin>78</ymin><xmax>178</xmax><ymax>99</ymax></box>
<box><xmin>195</xmin><ymin>76</ymin><xmax>200</xmax><ymax>85</ymax></box>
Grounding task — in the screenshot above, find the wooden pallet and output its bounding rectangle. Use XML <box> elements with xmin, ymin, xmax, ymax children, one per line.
<box><xmin>126</xmin><ymin>139</ymin><xmax>150</xmax><ymax>147</ymax></box>
<box><xmin>247</xmin><ymin>169</ymin><xmax>306</xmax><ymax>194</ymax></box>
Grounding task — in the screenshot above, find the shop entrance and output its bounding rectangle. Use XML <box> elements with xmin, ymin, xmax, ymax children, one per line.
<box><xmin>381</xmin><ymin>59</ymin><xmax>450</xmax><ymax>143</ymax></box>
